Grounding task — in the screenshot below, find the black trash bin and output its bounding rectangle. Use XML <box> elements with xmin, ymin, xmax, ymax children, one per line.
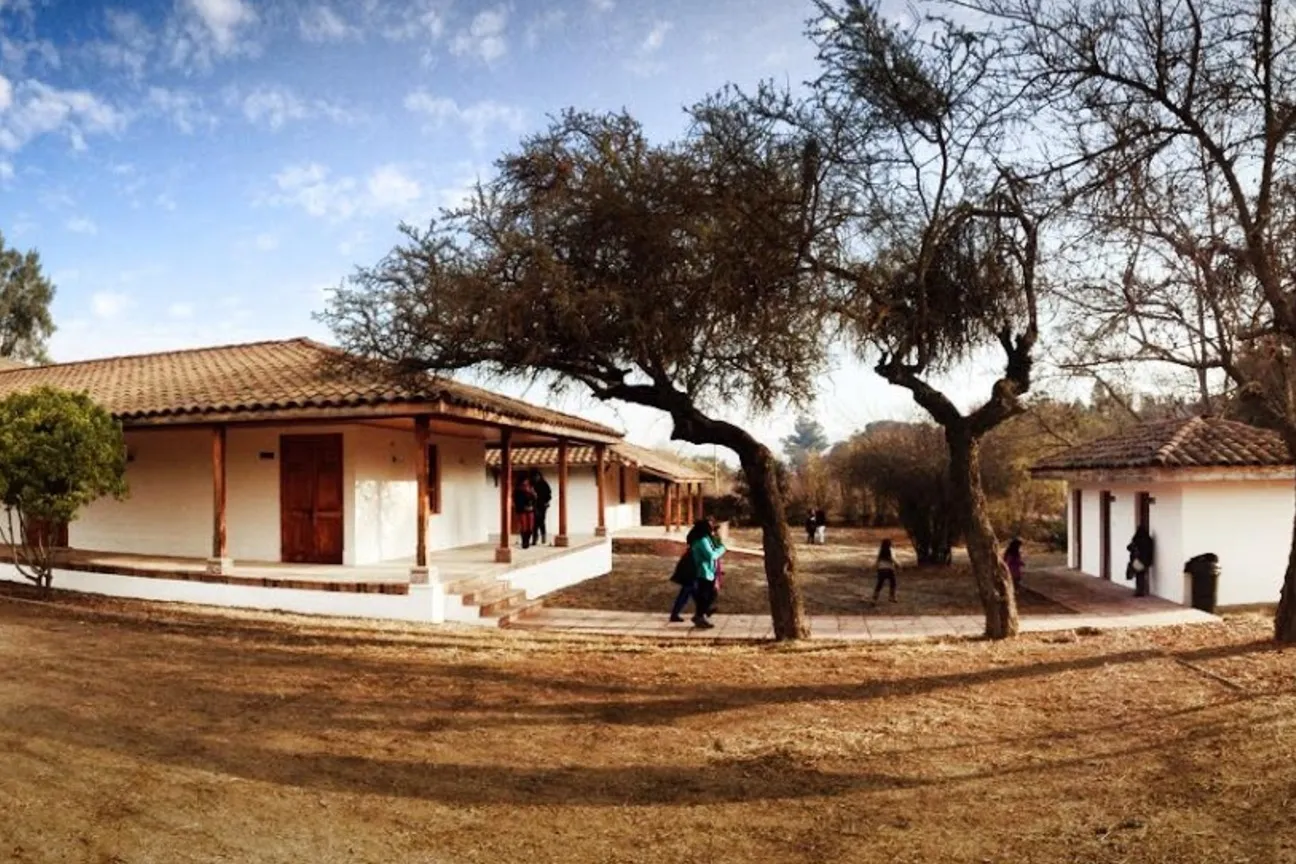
<box><xmin>1184</xmin><ymin>553</ymin><xmax>1221</xmax><ymax>613</ymax></box>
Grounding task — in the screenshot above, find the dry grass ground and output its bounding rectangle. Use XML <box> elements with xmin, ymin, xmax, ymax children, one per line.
<box><xmin>1</xmin><ymin>584</ymin><xmax>1294</xmax><ymax>863</ymax></box>
<box><xmin>550</xmin><ymin>526</ymin><xmax>1067</xmax><ymax>616</ymax></box>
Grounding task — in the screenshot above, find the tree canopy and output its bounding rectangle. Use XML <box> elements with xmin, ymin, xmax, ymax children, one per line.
<box><xmin>781</xmin><ymin>415</ymin><xmax>829</xmax><ymax>469</ymax></box>
<box><xmin>0</xmin><ymin>387</ymin><xmax>128</xmax><ymax>588</ymax></box>
<box><xmin>0</xmin><ymin>231</ymin><xmax>56</xmax><ymax>364</ymax></box>
<box><xmin>324</xmin><ymin>108</ymin><xmax>839</xmax><ymax>639</ymax></box>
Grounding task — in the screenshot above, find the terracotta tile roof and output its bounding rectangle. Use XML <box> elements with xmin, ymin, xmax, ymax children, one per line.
<box><xmin>0</xmin><ymin>358</ymin><xmax>27</xmax><ymax>371</ymax></box>
<box><xmin>485</xmin><ymin>441</ymin><xmax>709</xmax><ymax>483</ymax></box>
<box><xmin>1031</xmin><ymin>416</ymin><xmax>1291</xmax><ymax>474</ymax></box>
<box><xmin>0</xmin><ymin>338</ymin><xmax>621</xmax><ymax>440</ymax></box>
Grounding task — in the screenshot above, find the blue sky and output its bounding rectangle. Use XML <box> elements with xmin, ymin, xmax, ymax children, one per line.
<box><xmin>0</xmin><ymin>0</ymin><xmax>1011</xmax><ymax>455</ymax></box>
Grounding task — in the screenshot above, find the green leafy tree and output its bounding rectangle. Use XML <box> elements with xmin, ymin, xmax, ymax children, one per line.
<box><xmin>0</xmin><ymin>232</ymin><xmax>56</xmax><ymax>364</ymax></box>
<box><xmin>0</xmin><ymin>387</ymin><xmax>128</xmax><ymax>588</ymax></box>
<box><xmin>324</xmin><ymin>109</ymin><xmax>838</xmax><ymax>640</ymax></box>
<box><xmin>781</xmin><ymin>415</ymin><xmax>829</xmax><ymax>470</ymax></box>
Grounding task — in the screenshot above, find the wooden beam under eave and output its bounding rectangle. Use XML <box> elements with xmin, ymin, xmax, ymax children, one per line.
<box><xmin>414</xmin><ymin>415</ymin><xmax>430</xmax><ymax>569</ymax></box>
<box><xmin>555</xmin><ymin>438</ymin><xmax>570</xmax><ymax>548</ymax></box>
<box><xmin>208</xmin><ymin>424</ymin><xmax>230</xmax><ymax>574</ymax></box>
<box><xmin>496</xmin><ymin>430</ymin><xmax>514</xmax><ymax>563</ymax></box>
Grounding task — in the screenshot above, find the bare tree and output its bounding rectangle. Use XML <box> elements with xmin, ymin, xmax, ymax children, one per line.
<box><xmin>968</xmin><ymin>0</ymin><xmax>1296</xmax><ymax>641</ymax></box>
<box><xmin>791</xmin><ymin>1</ymin><xmax>1046</xmax><ymax>638</ymax></box>
<box><xmin>323</xmin><ymin>109</ymin><xmax>840</xmax><ymax>640</ymax></box>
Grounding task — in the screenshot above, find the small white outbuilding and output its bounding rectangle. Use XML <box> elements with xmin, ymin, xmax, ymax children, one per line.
<box><xmin>1031</xmin><ymin>415</ymin><xmax>1294</xmax><ymax>609</ymax></box>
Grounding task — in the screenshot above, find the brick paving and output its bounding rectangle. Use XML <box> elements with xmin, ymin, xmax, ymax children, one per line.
<box><xmin>511</xmin><ymin>566</ymin><xmax>1219</xmax><ymax>641</ymax></box>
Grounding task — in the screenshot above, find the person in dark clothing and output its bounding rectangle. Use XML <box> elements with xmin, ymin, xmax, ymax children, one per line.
<box><xmin>804</xmin><ymin>510</ymin><xmax>817</xmax><ymax>545</ymax></box>
<box><xmin>531</xmin><ymin>469</ymin><xmax>553</xmax><ymax>545</ymax></box>
<box><xmin>872</xmin><ymin>538</ymin><xmax>899</xmax><ymax>603</ymax></box>
<box><xmin>1127</xmin><ymin>525</ymin><xmax>1155</xmax><ymax>597</ymax></box>
<box><xmin>669</xmin><ymin>518</ymin><xmax>714</xmax><ymax>622</ymax></box>
<box><xmin>513</xmin><ymin>477</ymin><xmax>537</xmax><ymax>549</ymax></box>
<box><xmin>814</xmin><ymin>508</ymin><xmax>828</xmax><ymax>544</ymax></box>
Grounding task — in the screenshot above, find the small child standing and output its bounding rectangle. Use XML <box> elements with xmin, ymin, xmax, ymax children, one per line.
<box><xmin>873</xmin><ymin>538</ymin><xmax>899</xmax><ymax>603</ymax></box>
<box><xmin>1004</xmin><ymin>538</ymin><xmax>1025</xmax><ymax>588</ymax></box>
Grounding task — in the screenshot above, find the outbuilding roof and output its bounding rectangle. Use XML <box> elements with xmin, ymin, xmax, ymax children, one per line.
<box><xmin>1031</xmin><ymin>415</ymin><xmax>1291</xmax><ymax>475</ymax></box>
<box><xmin>485</xmin><ymin>441</ymin><xmax>709</xmax><ymax>484</ymax></box>
<box><xmin>0</xmin><ymin>338</ymin><xmax>621</xmax><ymax>441</ymax></box>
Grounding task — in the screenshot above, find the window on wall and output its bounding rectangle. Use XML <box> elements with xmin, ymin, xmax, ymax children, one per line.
<box><xmin>618</xmin><ymin>464</ymin><xmax>628</xmax><ymax>504</ymax></box>
<box><xmin>427</xmin><ymin>444</ymin><xmax>441</xmax><ymax>514</ymax></box>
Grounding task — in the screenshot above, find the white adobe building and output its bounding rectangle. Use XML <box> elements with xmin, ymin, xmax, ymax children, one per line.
<box><xmin>1031</xmin><ymin>415</ymin><xmax>1293</xmax><ymax>609</ymax></box>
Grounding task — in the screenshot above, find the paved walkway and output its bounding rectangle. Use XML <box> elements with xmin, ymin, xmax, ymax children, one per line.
<box><xmin>512</xmin><ymin>567</ymin><xmax>1219</xmax><ymax>640</ymax></box>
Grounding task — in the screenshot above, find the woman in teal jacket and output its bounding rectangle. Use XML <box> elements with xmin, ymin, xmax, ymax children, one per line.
<box><xmin>689</xmin><ymin>528</ymin><xmax>726</xmax><ymax>629</ymax></box>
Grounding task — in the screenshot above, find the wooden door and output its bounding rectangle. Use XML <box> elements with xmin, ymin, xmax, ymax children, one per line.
<box><xmin>1098</xmin><ymin>491</ymin><xmax>1113</xmax><ymax>580</ymax></box>
<box><xmin>280</xmin><ymin>434</ymin><xmax>344</xmax><ymax>564</ymax></box>
<box><xmin>23</xmin><ymin>517</ymin><xmax>68</xmax><ymax>549</ymax></box>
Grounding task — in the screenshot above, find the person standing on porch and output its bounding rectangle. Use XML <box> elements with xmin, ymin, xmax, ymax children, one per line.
<box><xmin>531</xmin><ymin>469</ymin><xmax>552</xmax><ymax>545</ymax></box>
<box><xmin>1127</xmin><ymin>525</ymin><xmax>1155</xmax><ymax>597</ymax></box>
<box><xmin>513</xmin><ymin>476</ymin><xmax>538</xmax><ymax>549</ymax></box>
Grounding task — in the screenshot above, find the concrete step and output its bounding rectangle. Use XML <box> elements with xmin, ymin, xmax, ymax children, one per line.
<box><xmin>458</xmin><ymin>580</ymin><xmax>516</xmax><ymax>606</ymax></box>
<box><xmin>497</xmin><ymin>597</ymin><xmax>546</xmax><ymax>627</ymax></box>
<box><xmin>477</xmin><ymin>588</ymin><xmax>530</xmax><ymax>618</ymax></box>
<box><xmin>444</xmin><ymin>574</ymin><xmax>497</xmax><ymax>596</ymax></box>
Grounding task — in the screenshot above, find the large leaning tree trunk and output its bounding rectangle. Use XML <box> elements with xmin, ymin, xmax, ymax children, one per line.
<box><xmin>668</xmin><ymin>404</ymin><xmax>807</xmax><ymax>638</ymax></box>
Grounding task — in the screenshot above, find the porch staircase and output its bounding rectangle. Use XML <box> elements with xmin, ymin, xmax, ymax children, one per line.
<box><xmin>445</xmin><ymin>572</ymin><xmax>546</xmax><ymax>627</ymax></box>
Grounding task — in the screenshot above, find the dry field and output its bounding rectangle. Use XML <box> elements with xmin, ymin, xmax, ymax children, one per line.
<box><xmin>1</xmin><ymin>584</ymin><xmax>1294</xmax><ymax>863</ymax></box>
<box><xmin>550</xmin><ymin>526</ymin><xmax>1067</xmax><ymax>616</ymax></box>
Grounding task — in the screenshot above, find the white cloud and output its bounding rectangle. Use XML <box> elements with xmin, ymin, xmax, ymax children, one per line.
<box><xmin>92</xmin><ymin>291</ymin><xmax>129</xmax><ymax>319</ymax></box>
<box><xmin>378</xmin><ymin>0</ymin><xmax>446</xmax><ymax>42</ymax></box>
<box><xmin>626</xmin><ymin>20</ymin><xmax>672</xmax><ymax>77</ymax></box>
<box><xmin>404</xmin><ymin>91</ymin><xmax>524</xmax><ymax>148</ymax></box>
<box><xmin>66</xmin><ymin>216</ymin><xmax>98</xmax><ymax>234</ymax></box>
<box><xmin>0</xmin><ymin>74</ymin><xmax>12</xmax><ymax>111</ymax></box>
<box><xmin>239</xmin><ymin>84</ymin><xmax>355</xmax><ymax>130</ymax></box>
<box><xmin>299</xmin><ymin>4</ymin><xmax>356</xmax><ymax>42</ymax></box>
<box><xmin>147</xmin><ymin>86</ymin><xmax>215</xmax><ymax>134</ymax></box>
<box><xmin>524</xmin><ymin>9</ymin><xmax>565</xmax><ymax>50</ymax></box>
<box><xmin>267</xmin><ymin>161</ymin><xmax>424</xmax><ymax>221</ymax></box>
<box><xmin>254</xmin><ymin>232</ymin><xmax>278</xmax><ymax>250</ymax></box>
<box><xmin>366</xmin><ymin>164</ymin><xmax>421</xmax><ymax>210</ymax></box>
<box><xmin>165</xmin><ymin>0</ymin><xmax>259</xmax><ymax>71</ymax></box>
<box><xmin>0</xmin><ymin>79</ymin><xmax>126</xmax><ymax>153</ymax></box>
<box><xmin>642</xmin><ymin>20</ymin><xmax>672</xmax><ymax>52</ymax></box>
<box><xmin>167</xmin><ymin>302</ymin><xmax>195</xmax><ymax>319</ymax></box>
<box><xmin>155</xmin><ymin>192</ymin><xmax>177</xmax><ymax>211</ymax></box>
<box><xmin>0</xmin><ymin>35</ymin><xmax>59</xmax><ymax>73</ymax></box>
<box><xmin>0</xmin><ymin>160</ymin><xmax>12</xmax><ymax>181</ymax></box>
<box><xmin>589</xmin><ymin>0</ymin><xmax>614</xmax><ymax>10</ymax></box>
<box><xmin>90</xmin><ymin>9</ymin><xmax>154</xmax><ymax>80</ymax></box>
<box><xmin>450</xmin><ymin>6</ymin><xmax>508</xmax><ymax>64</ymax></box>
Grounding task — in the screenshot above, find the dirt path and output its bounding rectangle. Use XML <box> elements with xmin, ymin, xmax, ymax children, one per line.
<box><xmin>0</xmin><ymin>591</ymin><xmax>1293</xmax><ymax>863</ymax></box>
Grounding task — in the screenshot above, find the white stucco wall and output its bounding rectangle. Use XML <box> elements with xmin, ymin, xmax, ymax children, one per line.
<box><xmin>481</xmin><ymin>464</ymin><xmax>644</xmax><ymax>539</ymax></box>
<box><xmin>1066</xmin><ymin>477</ymin><xmax>1291</xmax><ymax>607</ymax></box>
<box><xmin>71</xmin><ymin>424</ymin><xmax>491</xmax><ymax>567</ymax></box>
<box><xmin>1181</xmin><ymin>481</ymin><xmax>1295</xmax><ymax>606</ymax></box>
<box><xmin>1068</xmin><ymin>482</ymin><xmax>1183</xmax><ymax>597</ymax></box>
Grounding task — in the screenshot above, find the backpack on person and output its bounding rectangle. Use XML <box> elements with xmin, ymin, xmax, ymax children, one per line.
<box><xmin>669</xmin><ymin>551</ymin><xmax>697</xmax><ymax>585</ymax></box>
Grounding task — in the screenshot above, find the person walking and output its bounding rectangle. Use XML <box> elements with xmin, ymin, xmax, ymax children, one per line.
<box><xmin>513</xmin><ymin>476</ymin><xmax>537</xmax><ymax>549</ymax></box>
<box><xmin>668</xmin><ymin>518</ymin><xmax>713</xmax><ymax>622</ymax></box>
<box><xmin>814</xmin><ymin>508</ymin><xmax>828</xmax><ymax>545</ymax></box>
<box><xmin>872</xmin><ymin>538</ymin><xmax>899</xmax><ymax>603</ymax></box>
<box><xmin>1127</xmin><ymin>525</ymin><xmax>1155</xmax><ymax>597</ymax></box>
<box><xmin>1004</xmin><ymin>538</ymin><xmax>1025</xmax><ymax>589</ymax></box>
<box><xmin>689</xmin><ymin>519</ymin><xmax>727</xmax><ymax>629</ymax></box>
<box><xmin>531</xmin><ymin>469</ymin><xmax>553</xmax><ymax>545</ymax></box>
<box><xmin>804</xmin><ymin>510</ymin><xmax>817</xmax><ymax>545</ymax></box>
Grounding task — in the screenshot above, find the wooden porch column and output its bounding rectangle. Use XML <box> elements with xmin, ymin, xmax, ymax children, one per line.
<box><xmin>413</xmin><ymin>415</ymin><xmax>430</xmax><ymax>579</ymax></box>
<box><xmin>662</xmin><ymin>481</ymin><xmax>673</xmax><ymax>533</ymax></box>
<box><xmin>676</xmin><ymin>482</ymin><xmax>686</xmax><ymax>530</ymax></box>
<box><xmin>555</xmin><ymin>438</ymin><xmax>570</xmax><ymax>547</ymax></box>
<box><xmin>206</xmin><ymin>424</ymin><xmax>231</xmax><ymax>575</ymax></box>
<box><xmin>594</xmin><ymin>443</ymin><xmax>608</xmax><ymax>537</ymax></box>
<box><xmin>496</xmin><ymin>430</ymin><xmax>513</xmax><ymax>563</ymax></box>
<box><xmin>690</xmin><ymin>482</ymin><xmax>700</xmax><ymax>523</ymax></box>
